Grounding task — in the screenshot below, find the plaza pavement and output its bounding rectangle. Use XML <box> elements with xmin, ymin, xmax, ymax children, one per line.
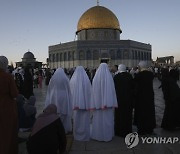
<box><xmin>18</xmin><ymin>78</ymin><xmax>180</xmax><ymax>154</ymax></box>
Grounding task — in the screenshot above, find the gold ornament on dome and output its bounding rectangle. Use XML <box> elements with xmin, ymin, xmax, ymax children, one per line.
<box><xmin>77</xmin><ymin>6</ymin><xmax>122</xmax><ymax>33</ymax></box>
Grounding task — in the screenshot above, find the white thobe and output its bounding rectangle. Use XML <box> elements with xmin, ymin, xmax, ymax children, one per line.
<box><xmin>91</xmin><ymin>108</ymin><xmax>114</xmax><ymax>142</ymax></box>
<box><xmin>73</xmin><ymin>110</ymin><xmax>90</xmax><ymax>141</ymax></box>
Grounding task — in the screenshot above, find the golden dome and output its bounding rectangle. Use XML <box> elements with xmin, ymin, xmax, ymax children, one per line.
<box><xmin>77</xmin><ymin>6</ymin><xmax>122</xmax><ymax>33</ymax></box>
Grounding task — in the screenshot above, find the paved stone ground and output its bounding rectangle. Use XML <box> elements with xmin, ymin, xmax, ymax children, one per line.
<box><xmin>19</xmin><ymin>78</ymin><xmax>180</xmax><ymax>154</ymax></box>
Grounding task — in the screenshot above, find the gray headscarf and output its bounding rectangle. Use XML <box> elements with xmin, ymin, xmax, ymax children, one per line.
<box><xmin>27</xmin><ymin>96</ymin><xmax>36</xmax><ymax>106</ymax></box>
<box><xmin>0</xmin><ymin>56</ymin><xmax>8</xmax><ymax>71</ymax></box>
<box><xmin>23</xmin><ymin>96</ymin><xmax>37</xmax><ymax>116</ymax></box>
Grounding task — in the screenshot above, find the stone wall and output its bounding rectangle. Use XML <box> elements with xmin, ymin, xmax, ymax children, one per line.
<box><xmin>48</xmin><ymin>40</ymin><xmax>152</xmax><ymax>69</ymax></box>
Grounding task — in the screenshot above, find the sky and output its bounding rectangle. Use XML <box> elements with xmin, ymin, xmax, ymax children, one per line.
<box><xmin>0</xmin><ymin>0</ymin><xmax>180</xmax><ymax>65</ymax></box>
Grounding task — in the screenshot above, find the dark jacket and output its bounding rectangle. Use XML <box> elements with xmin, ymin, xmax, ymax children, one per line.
<box><xmin>27</xmin><ymin>118</ymin><xmax>67</xmax><ymax>154</ymax></box>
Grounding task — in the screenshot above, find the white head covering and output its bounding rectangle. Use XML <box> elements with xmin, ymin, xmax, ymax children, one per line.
<box><xmin>138</xmin><ymin>61</ymin><xmax>148</xmax><ymax>69</ymax></box>
<box><xmin>45</xmin><ymin>68</ymin><xmax>72</xmax><ymax>116</ymax></box>
<box><xmin>91</xmin><ymin>63</ymin><xmax>118</xmax><ymax>109</ymax></box>
<box><xmin>0</xmin><ymin>56</ymin><xmax>8</xmax><ymax>71</ymax></box>
<box><xmin>70</xmin><ymin>66</ymin><xmax>92</xmax><ymax>110</ymax></box>
<box><xmin>118</xmin><ymin>64</ymin><xmax>126</xmax><ymax>73</ymax></box>
<box><xmin>138</xmin><ymin>61</ymin><xmax>149</xmax><ymax>72</ymax></box>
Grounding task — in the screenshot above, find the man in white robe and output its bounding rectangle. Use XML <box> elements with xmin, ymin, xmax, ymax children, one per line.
<box><xmin>70</xmin><ymin>66</ymin><xmax>92</xmax><ymax>141</ymax></box>
<box><xmin>45</xmin><ymin>68</ymin><xmax>72</xmax><ymax>133</ymax></box>
<box><xmin>91</xmin><ymin>63</ymin><xmax>118</xmax><ymax>142</ymax></box>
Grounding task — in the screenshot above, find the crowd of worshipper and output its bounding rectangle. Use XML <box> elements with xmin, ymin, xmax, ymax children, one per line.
<box><xmin>1</xmin><ymin>55</ymin><xmax>180</xmax><ymax>154</ymax></box>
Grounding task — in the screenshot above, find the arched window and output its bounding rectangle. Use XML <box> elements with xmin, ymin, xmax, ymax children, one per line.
<box><xmin>131</xmin><ymin>50</ymin><xmax>133</xmax><ymax>59</ymax></box>
<box><xmin>123</xmin><ymin>49</ymin><xmax>129</xmax><ymax>59</ymax></box>
<box><xmin>49</xmin><ymin>54</ymin><xmax>52</xmax><ymax>62</ymax></box>
<box><xmin>141</xmin><ymin>52</ymin><xmax>143</xmax><ymax>60</ymax></box>
<box><xmin>68</xmin><ymin>51</ymin><xmax>71</xmax><ymax>61</ymax></box>
<box><xmin>143</xmin><ymin>52</ymin><xmax>146</xmax><ymax>60</ymax></box>
<box><xmin>56</xmin><ymin>53</ymin><xmax>59</xmax><ymax>62</ymax></box>
<box><xmin>72</xmin><ymin>51</ymin><xmax>75</xmax><ymax>60</ymax></box>
<box><xmin>117</xmin><ymin>50</ymin><xmax>122</xmax><ymax>59</ymax></box>
<box><xmin>79</xmin><ymin>50</ymin><xmax>84</xmax><ymax>60</ymax></box>
<box><xmin>64</xmin><ymin>52</ymin><xmax>67</xmax><ymax>61</ymax></box>
<box><xmin>134</xmin><ymin>50</ymin><xmax>137</xmax><ymax>59</ymax></box>
<box><xmin>149</xmin><ymin>53</ymin><xmax>151</xmax><ymax>60</ymax></box>
<box><xmin>86</xmin><ymin>50</ymin><xmax>92</xmax><ymax>60</ymax></box>
<box><xmin>146</xmin><ymin>53</ymin><xmax>148</xmax><ymax>60</ymax></box>
<box><xmin>93</xmin><ymin>50</ymin><xmax>99</xmax><ymax>60</ymax></box>
<box><xmin>60</xmin><ymin>53</ymin><xmax>62</xmax><ymax>61</ymax></box>
<box><xmin>52</xmin><ymin>54</ymin><xmax>55</xmax><ymax>62</ymax></box>
<box><xmin>138</xmin><ymin>51</ymin><xmax>140</xmax><ymax>60</ymax></box>
<box><xmin>110</xmin><ymin>50</ymin><xmax>115</xmax><ymax>60</ymax></box>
